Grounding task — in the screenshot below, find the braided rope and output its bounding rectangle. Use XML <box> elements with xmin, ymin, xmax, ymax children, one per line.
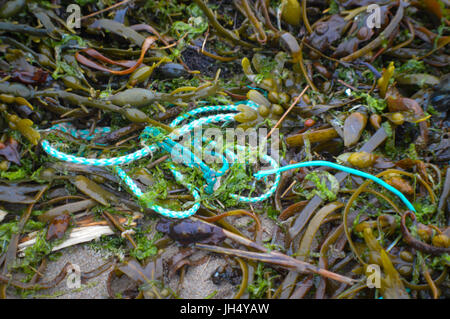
<box><xmin>48</xmin><ymin>123</ymin><xmax>111</xmax><ymax>141</ymax></box>
<box><xmin>40</xmin><ymin>99</ymin><xmax>416</xmax><ymax>216</ymax></box>
<box><xmin>40</xmin><ymin>100</ymin><xmax>280</xmax><ymax>218</ymax></box>
<box><xmin>114</xmin><ymin>165</ymin><xmax>201</xmax><ymax>219</ymax></box>
<box><xmin>41</xmin><ymin>139</ymin><xmax>157</xmax><ymax>166</ymax></box>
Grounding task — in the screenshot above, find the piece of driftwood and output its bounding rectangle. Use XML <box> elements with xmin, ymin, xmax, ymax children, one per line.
<box><xmin>18</xmin><ymin>225</ymin><xmax>114</xmax><ymax>255</ymax></box>
<box><xmin>0</xmin><ymin>209</ymin><xmax>7</xmax><ymax>222</ymax></box>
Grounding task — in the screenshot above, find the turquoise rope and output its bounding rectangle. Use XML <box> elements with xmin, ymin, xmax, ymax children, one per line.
<box><xmin>41</xmin><ymin>100</ymin><xmax>416</xmax><ymax>217</ymax></box>
<box><xmin>141</xmin><ymin>126</ymin><xmax>224</xmax><ymax>194</ymax></box>
<box><xmin>40</xmin><ymin>101</ymin><xmax>280</xmax><ymax>218</ymax></box>
<box><xmin>48</xmin><ymin>123</ymin><xmax>111</xmax><ymax>141</ymax></box>
<box><xmin>114</xmin><ymin>165</ymin><xmax>201</xmax><ymax>219</ymax></box>
<box><xmin>254</xmin><ymin>161</ymin><xmax>417</xmax><ymax>212</ymax></box>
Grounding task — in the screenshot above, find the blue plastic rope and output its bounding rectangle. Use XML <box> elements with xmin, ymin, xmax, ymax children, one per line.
<box><xmin>40</xmin><ymin>100</ymin><xmax>280</xmax><ymax>218</ymax></box>
<box><xmin>254</xmin><ymin>161</ymin><xmax>417</xmax><ymax>212</ymax></box>
<box><xmin>48</xmin><ymin>123</ymin><xmax>111</xmax><ymax>141</ymax></box>
<box><xmin>41</xmin><ymin>100</ymin><xmax>416</xmax><ymax>218</ymax></box>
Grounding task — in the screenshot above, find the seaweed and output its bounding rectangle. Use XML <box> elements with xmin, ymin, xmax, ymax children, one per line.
<box><xmin>0</xmin><ymin>0</ymin><xmax>448</xmax><ymax>300</ymax></box>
